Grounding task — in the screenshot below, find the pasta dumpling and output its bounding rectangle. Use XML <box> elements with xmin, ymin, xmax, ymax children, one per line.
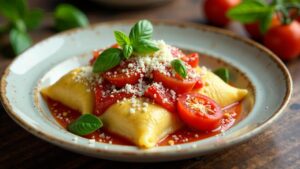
<box><xmin>41</xmin><ymin>67</ymin><xmax>94</xmax><ymax>114</ymax></box>
<box><xmin>101</xmin><ymin>98</ymin><xmax>182</xmax><ymax>148</ymax></box>
<box><xmin>197</xmin><ymin>68</ymin><xmax>248</xmax><ymax>107</ymax></box>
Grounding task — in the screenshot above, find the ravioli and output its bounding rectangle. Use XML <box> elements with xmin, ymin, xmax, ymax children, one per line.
<box><xmin>41</xmin><ymin>67</ymin><xmax>94</xmax><ymax>114</ymax></box>
<box><xmin>197</xmin><ymin>67</ymin><xmax>248</xmax><ymax>107</ymax></box>
<box><xmin>100</xmin><ymin>98</ymin><xmax>182</xmax><ymax>148</ymax></box>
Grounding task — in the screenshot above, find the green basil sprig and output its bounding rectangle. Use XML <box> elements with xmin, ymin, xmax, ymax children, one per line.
<box><xmin>171</xmin><ymin>59</ymin><xmax>188</xmax><ymax>78</ymax></box>
<box><xmin>9</xmin><ymin>28</ymin><xmax>32</xmax><ymax>55</ymax></box>
<box><xmin>93</xmin><ymin>48</ymin><xmax>122</xmax><ymax>73</ymax></box>
<box><xmin>93</xmin><ymin>20</ymin><xmax>159</xmax><ymax>73</ymax></box>
<box><xmin>214</xmin><ymin>68</ymin><xmax>230</xmax><ymax>83</ymax></box>
<box><xmin>67</xmin><ymin>114</ymin><xmax>103</xmax><ymax>136</ymax></box>
<box><xmin>54</xmin><ymin>4</ymin><xmax>89</xmax><ymax>31</ymax></box>
<box><xmin>129</xmin><ymin>19</ymin><xmax>153</xmax><ymax>45</ymax></box>
<box><xmin>227</xmin><ymin>0</ymin><xmax>300</xmax><ymax>33</ymax></box>
<box><xmin>0</xmin><ymin>0</ymin><xmax>44</xmax><ymax>55</ymax></box>
<box><xmin>113</xmin><ymin>20</ymin><xmax>159</xmax><ymax>58</ymax></box>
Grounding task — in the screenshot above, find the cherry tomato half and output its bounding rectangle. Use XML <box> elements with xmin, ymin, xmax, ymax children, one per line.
<box><xmin>103</xmin><ymin>61</ymin><xmax>143</xmax><ymax>88</ymax></box>
<box><xmin>177</xmin><ymin>93</ymin><xmax>222</xmax><ymax>131</ymax></box>
<box><xmin>181</xmin><ymin>53</ymin><xmax>199</xmax><ymax>68</ymax></box>
<box><xmin>204</xmin><ymin>0</ymin><xmax>241</xmax><ymax>26</ymax></box>
<box><xmin>152</xmin><ymin>70</ymin><xmax>196</xmax><ymax>94</ymax></box>
<box><xmin>94</xmin><ymin>84</ymin><xmax>133</xmax><ymax>116</ymax></box>
<box><xmin>144</xmin><ymin>84</ymin><xmax>176</xmax><ymax>112</ymax></box>
<box><xmin>264</xmin><ymin>21</ymin><xmax>300</xmax><ymax>60</ymax></box>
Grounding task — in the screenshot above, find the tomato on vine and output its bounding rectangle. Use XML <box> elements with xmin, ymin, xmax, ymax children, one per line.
<box><xmin>203</xmin><ymin>0</ymin><xmax>241</xmax><ymax>26</ymax></box>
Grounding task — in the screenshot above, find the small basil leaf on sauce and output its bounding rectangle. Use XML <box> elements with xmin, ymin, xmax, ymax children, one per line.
<box><xmin>214</xmin><ymin>68</ymin><xmax>230</xmax><ymax>83</ymax></box>
<box><xmin>54</xmin><ymin>4</ymin><xmax>89</xmax><ymax>31</ymax></box>
<box><xmin>129</xmin><ymin>20</ymin><xmax>153</xmax><ymax>45</ymax></box>
<box><xmin>123</xmin><ymin>44</ymin><xmax>133</xmax><ymax>59</ymax></box>
<box><xmin>114</xmin><ymin>31</ymin><xmax>130</xmax><ymax>46</ymax></box>
<box><xmin>171</xmin><ymin>59</ymin><xmax>188</xmax><ymax>78</ymax></box>
<box><xmin>133</xmin><ymin>39</ymin><xmax>159</xmax><ymax>54</ymax></box>
<box><xmin>67</xmin><ymin>114</ymin><xmax>103</xmax><ymax>136</ymax></box>
<box><xmin>93</xmin><ymin>48</ymin><xmax>122</xmax><ymax>73</ymax></box>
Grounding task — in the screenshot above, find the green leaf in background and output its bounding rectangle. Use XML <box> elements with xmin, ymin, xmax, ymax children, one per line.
<box><xmin>129</xmin><ymin>20</ymin><xmax>153</xmax><ymax>45</ymax></box>
<box><xmin>0</xmin><ymin>0</ymin><xmax>27</xmax><ymax>21</ymax></box>
<box><xmin>24</xmin><ymin>9</ymin><xmax>44</xmax><ymax>30</ymax></box>
<box><xmin>227</xmin><ymin>1</ymin><xmax>271</xmax><ymax>23</ymax></box>
<box><xmin>259</xmin><ymin>7</ymin><xmax>275</xmax><ymax>33</ymax></box>
<box><xmin>13</xmin><ymin>19</ymin><xmax>27</xmax><ymax>32</ymax></box>
<box><xmin>114</xmin><ymin>31</ymin><xmax>130</xmax><ymax>46</ymax></box>
<box><xmin>54</xmin><ymin>4</ymin><xmax>89</xmax><ymax>31</ymax></box>
<box><xmin>213</xmin><ymin>68</ymin><xmax>230</xmax><ymax>83</ymax></box>
<box><xmin>93</xmin><ymin>48</ymin><xmax>123</xmax><ymax>73</ymax></box>
<box><xmin>133</xmin><ymin>39</ymin><xmax>159</xmax><ymax>54</ymax></box>
<box><xmin>9</xmin><ymin>28</ymin><xmax>32</xmax><ymax>55</ymax></box>
<box><xmin>67</xmin><ymin>114</ymin><xmax>103</xmax><ymax>136</ymax></box>
<box><xmin>123</xmin><ymin>44</ymin><xmax>133</xmax><ymax>59</ymax></box>
<box><xmin>171</xmin><ymin>59</ymin><xmax>187</xmax><ymax>78</ymax></box>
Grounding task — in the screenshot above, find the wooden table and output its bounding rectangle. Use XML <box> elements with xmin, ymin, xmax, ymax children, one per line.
<box><xmin>1</xmin><ymin>0</ymin><xmax>299</xmax><ymax>168</ymax></box>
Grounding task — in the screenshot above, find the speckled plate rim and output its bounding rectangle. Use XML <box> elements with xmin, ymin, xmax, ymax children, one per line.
<box><xmin>0</xmin><ymin>19</ymin><xmax>293</xmax><ymax>161</ymax></box>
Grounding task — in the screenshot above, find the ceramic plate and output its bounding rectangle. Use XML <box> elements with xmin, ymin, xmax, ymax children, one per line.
<box><xmin>0</xmin><ymin>20</ymin><xmax>292</xmax><ymax>162</ymax></box>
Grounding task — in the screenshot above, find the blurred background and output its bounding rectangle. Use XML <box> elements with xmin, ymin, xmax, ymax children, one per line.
<box><xmin>0</xmin><ymin>0</ymin><xmax>300</xmax><ymax>169</ymax></box>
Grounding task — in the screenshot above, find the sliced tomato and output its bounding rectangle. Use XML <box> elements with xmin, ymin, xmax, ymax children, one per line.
<box><xmin>177</xmin><ymin>93</ymin><xmax>222</xmax><ymax>131</ymax></box>
<box><xmin>181</xmin><ymin>53</ymin><xmax>199</xmax><ymax>68</ymax></box>
<box><xmin>193</xmin><ymin>79</ymin><xmax>203</xmax><ymax>90</ymax></box>
<box><xmin>103</xmin><ymin>61</ymin><xmax>144</xmax><ymax>88</ymax></box>
<box><xmin>94</xmin><ymin>84</ymin><xmax>133</xmax><ymax>116</ymax></box>
<box><xmin>152</xmin><ymin>70</ymin><xmax>196</xmax><ymax>94</ymax></box>
<box><xmin>110</xmin><ymin>43</ymin><xmax>120</xmax><ymax>49</ymax></box>
<box><xmin>90</xmin><ymin>49</ymin><xmax>102</xmax><ymax>65</ymax></box>
<box><xmin>144</xmin><ymin>84</ymin><xmax>176</xmax><ymax>112</ymax></box>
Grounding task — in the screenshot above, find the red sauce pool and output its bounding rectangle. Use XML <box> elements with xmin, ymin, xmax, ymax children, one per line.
<box><xmin>46</xmin><ymin>97</ymin><xmax>243</xmax><ymax>147</ymax></box>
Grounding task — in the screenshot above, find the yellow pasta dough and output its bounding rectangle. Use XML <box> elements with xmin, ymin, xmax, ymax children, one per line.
<box><xmin>41</xmin><ymin>67</ymin><xmax>94</xmax><ymax>114</ymax></box>
<box><xmin>197</xmin><ymin>67</ymin><xmax>248</xmax><ymax>107</ymax></box>
<box><xmin>100</xmin><ymin>98</ymin><xmax>182</xmax><ymax>148</ymax></box>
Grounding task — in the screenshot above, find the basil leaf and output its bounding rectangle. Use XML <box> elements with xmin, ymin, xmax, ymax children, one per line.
<box><xmin>133</xmin><ymin>39</ymin><xmax>159</xmax><ymax>54</ymax></box>
<box><xmin>214</xmin><ymin>68</ymin><xmax>230</xmax><ymax>83</ymax></box>
<box><xmin>171</xmin><ymin>59</ymin><xmax>187</xmax><ymax>78</ymax></box>
<box><xmin>123</xmin><ymin>44</ymin><xmax>133</xmax><ymax>59</ymax></box>
<box><xmin>13</xmin><ymin>19</ymin><xmax>26</xmax><ymax>32</ymax></box>
<box><xmin>259</xmin><ymin>7</ymin><xmax>275</xmax><ymax>33</ymax></box>
<box><xmin>0</xmin><ymin>0</ymin><xmax>27</xmax><ymax>21</ymax></box>
<box><xmin>129</xmin><ymin>20</ymin><xmax>153</xmax><ymax>44</ymax></box>
<box><xmin>93</xmin><ymin>48</ymin><xmax>122</xmax><ymax>73</ymax></box>
<box><xmin>54</xmin><ymin>4</ymin><xmax>89</xmax><ymax>31</ymax></box>
<box><xmin>67</xmin><ymin>114</ymin><xmax>103</xmax><ymax>136</ymax></box>
<box><xmin>227</xmin><ymin>1</ymin><xmax>271</xmax><ymax>23</ymax></box>
<box><xmin>114</xmin><ymin>31</ymin><xmax>130</xmax><ymax>46</ymax></box>
<box><xmin>24</xmin><ymin>9</ymin><xmax>44</xmax><ymax>30</ymax></box>
<box><xmin>9</xmin><ymin>28</ymin><xmax>32</xmax><ymax>55</ymax></box>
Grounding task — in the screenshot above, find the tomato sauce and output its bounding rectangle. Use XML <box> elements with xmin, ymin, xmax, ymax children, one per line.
<box><xmin>45</xmin><ymin>97</ymin><xmax>243</xmax><ymax>147</ymax></box>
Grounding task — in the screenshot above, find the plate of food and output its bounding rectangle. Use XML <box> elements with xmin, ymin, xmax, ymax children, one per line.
<box><xmin>0</xmin><ymin>20</ymin><xmax>292</xmax><ymax>162</ymax></box>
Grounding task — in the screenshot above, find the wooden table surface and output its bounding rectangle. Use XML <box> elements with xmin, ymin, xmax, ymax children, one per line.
<box><xmin>0</xmin><ymin>0</ymin><xmax>299</xmax><ymax>168</ymax></box>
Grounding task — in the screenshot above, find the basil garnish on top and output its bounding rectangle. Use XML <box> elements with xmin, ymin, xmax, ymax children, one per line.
<box><xmin>93</xmin><ymin>20</ymin><xmax>159</xmax><ymax>72</ymax></box>
<box><xmin>129</xmin><ymin>19</ymin><xmax>153</xmax><ymax>44</ymax></box>
<box><xmin>93</xmin><ymin>48</ymin><xmax>122</xmax><ymax>73</ymax></box>
<box><xmin>67</xmin><ymin>114</ymin><xmax>103</xmax><ymax>136</ymax></box>
<box><xmin>171</xmin><ymin>59</ymin><xmax>188</xmax><ymax>78</ymax></box>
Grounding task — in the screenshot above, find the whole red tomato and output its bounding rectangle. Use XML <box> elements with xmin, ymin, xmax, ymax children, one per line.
<box><xmin>264</xmin><ymin>21</ymin><xmax>300</xmax><ymax>60</ymax></box>
<box><xmin>244</xmin><ymin>14</ymin><xmax>281</xmax><ymax>41</ymax></box>
<box><xmin>204</xmin><ymin>0</ymin><xmax>241</xmax><ymax>26</ymax></box>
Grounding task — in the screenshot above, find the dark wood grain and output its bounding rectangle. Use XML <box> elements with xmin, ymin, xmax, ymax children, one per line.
<box><xmin>0</xmin><ymin>0</ymin><xmax>299</xmax><ymax>168</ymax></box>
